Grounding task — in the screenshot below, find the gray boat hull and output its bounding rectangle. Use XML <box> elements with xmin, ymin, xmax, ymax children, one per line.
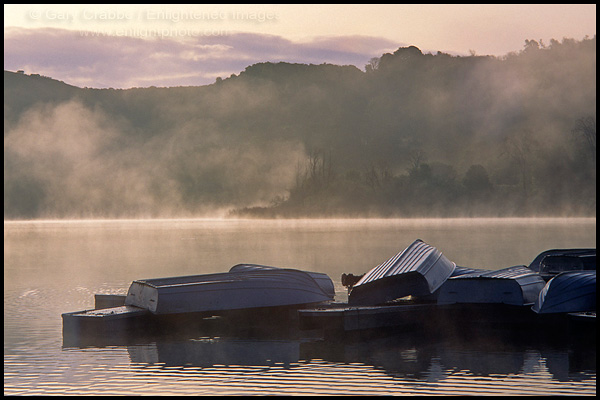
<box><xmin>125</xmin><ymin>265</ymin><xmax>335</xmax><ymax>314</ymax></box>
<box><xmin>349</xmin><ymin>239</ymin><xmax>456</xmax><ymax>306</ymax></box>
<box><xmin>437</xmin><ymin>266</ymin><xmax>546</xmax><ymax>306</ymax></box>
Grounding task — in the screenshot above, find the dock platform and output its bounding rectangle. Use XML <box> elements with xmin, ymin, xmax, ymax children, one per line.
<box><xmin>299</xmin><ymin>302</ymin><xmax>438</xmax><ymax>336</ymax></box>
<box><xmin>298</xmin><ymin>301</ymin><xmax>596</xmax><ymax>340</ymax></box>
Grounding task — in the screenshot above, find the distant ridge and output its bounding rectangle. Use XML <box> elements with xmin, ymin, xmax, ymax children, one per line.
<box><xmin>3</xmin><ymin>37</ymin><xmax>596</xmax><ymax>219</ymax></box>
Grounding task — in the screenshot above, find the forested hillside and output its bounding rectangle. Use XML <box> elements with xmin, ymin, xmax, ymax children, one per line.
<box><xmin>4</xmin><ymin>36</ymin><xmax>596</xmax><ymax>219</ymax></box>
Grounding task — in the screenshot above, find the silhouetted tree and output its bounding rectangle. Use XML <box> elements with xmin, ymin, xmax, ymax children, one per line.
<box><xmin>523</xmin><ymin>39</ymin><xmax>540</xmax><ymax>52</ymax></box>
<box><xmin>363</xmin><ymin>161</ymin><xmax>392</xmax><ymax>190</ymax></box>
<box><xmin>463</xmin><ymin>164</ymin><xmax>492</xmax><ymax>194</ymax></box>
<box><xmin>503</xmin><ymin>132</ymin><xmax>537</xmax><ymax>199</ymax></box>
<box><xmin>365</xmin><ymin>57</ymin><xmax>380</xmax><ymax>73</ymax></box>
<box><xmin>572</xmin><ymin>116</ymin><xmax>596</xmax><ymax>163</ymax></box>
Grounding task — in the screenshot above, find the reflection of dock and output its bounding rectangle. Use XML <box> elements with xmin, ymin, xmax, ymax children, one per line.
<box><xmin>128</xmin><ymin>339</ymin><xmax>301</xmax><ymax>368</ymax></box>
<box><xmin>120</xmin><ymin>327</ymin><xmax>596</xmax><ymax>383</ymax></box>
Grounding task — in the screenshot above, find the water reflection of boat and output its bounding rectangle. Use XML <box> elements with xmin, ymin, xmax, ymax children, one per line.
<box><xmin>122</xmin><ymin>332</ymin><xmax>595</xmax><ymax>384</ymax></box>
<box><xmin>299</xmin><ymin>329</ymin><xmax>596</xmax><ymax>383</ymax></box>
<box><xmin>128</xmin><ymin>338</ymin><xmax>301</xmax><ymax>368</ymax></box>
<box><xmin>300</xmin><ymin>333</ymin><xmax>441</xmax><ymax>380</ymax></box>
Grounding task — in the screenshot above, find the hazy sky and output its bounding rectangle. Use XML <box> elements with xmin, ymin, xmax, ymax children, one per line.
<box><xmin>4</xmin><ymin>4</ymin><xmax>596</xmax><ymax>88</ymax></box>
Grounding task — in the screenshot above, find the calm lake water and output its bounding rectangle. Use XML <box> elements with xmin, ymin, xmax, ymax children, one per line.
<box><xmin>4</xmin><ymin>218</ymin><xmax>596</xmax><ymax>395</ymax></box>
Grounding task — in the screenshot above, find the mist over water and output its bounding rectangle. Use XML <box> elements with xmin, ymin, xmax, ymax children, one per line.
<box><xmin>4</xmin><ymin>100</ymin><xmax>305</xmax><ymax>219</ymax></box>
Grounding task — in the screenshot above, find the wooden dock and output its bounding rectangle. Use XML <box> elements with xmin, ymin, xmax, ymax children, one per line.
<box><xmin>63</xmin><ymin>294</ymin><xmax>595</xmax><ymax>346</ymax></box>
<box><xmin>298</xmin><ymin>301</ymin><xmax>596</xmax><ymax>340</ymax></box>
<box><xmin>298</xmin><ymin>302</ymin><xmax>438</xmax><ymax>337</ymax></box>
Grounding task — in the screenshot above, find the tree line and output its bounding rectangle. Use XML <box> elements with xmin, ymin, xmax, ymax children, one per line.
<box><xmin>4</xmin><ymin>36</ymin><xmax>596</xmax><ymax>219</ymax></box>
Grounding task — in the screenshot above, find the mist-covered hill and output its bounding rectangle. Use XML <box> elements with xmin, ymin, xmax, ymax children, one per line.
<box><xmin>4</xmin><ymin>36</ymin><xmax>596</xmax><ymax>219</ymax></box>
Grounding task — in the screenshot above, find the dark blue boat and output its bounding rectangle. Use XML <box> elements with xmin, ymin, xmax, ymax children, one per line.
<box><xmin>532</xmin><ymin>271</ymin><xmax>596</xmax><ymax>314</ymax></box>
